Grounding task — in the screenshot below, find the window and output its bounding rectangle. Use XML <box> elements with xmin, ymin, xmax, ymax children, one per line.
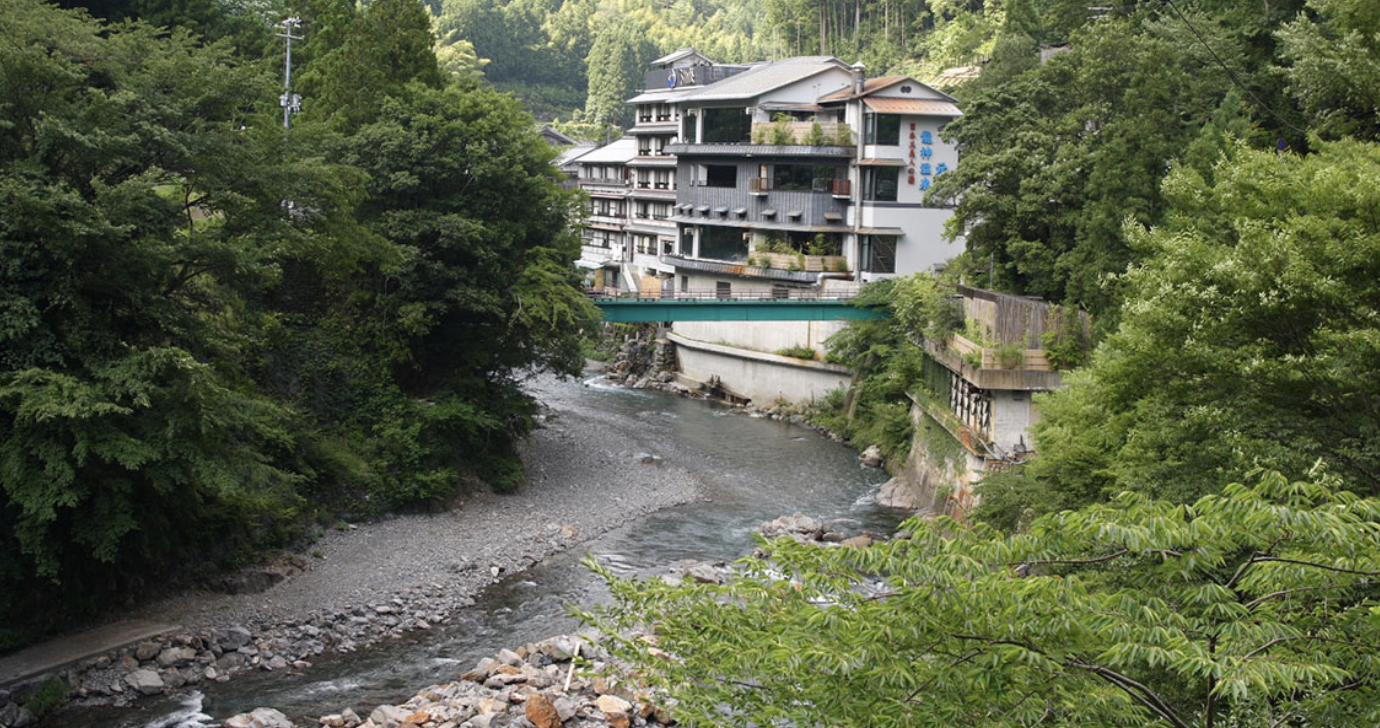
<box><xmin>860</xmin><ymin>235</ymin><xmax>897</xmax><ymax>273</ymax></box>
<box><xmin>702</xmin><ymin>164</ymin><xmax>737</xmax><ymax>188</ymax></box>
<box><xmin>703</xmin><ymin>107</ymin><xmax>751</xmax><ymax>143</ymax></box>
<box><xmin>863</xmin><ymin>168</ymin><xmax>898</xmax><ymax>202</ymax></box>
<box><xmin>772</xmin><ymin>164</ymin><xmax>842</xmax><ymax>192</ymax></box>
<box><xmin>864</xmin><ymin>113</ymin><xmax>900</xmax><ymax>145</ymax></box>
<box><xmin>700</xmin><ymin>226</ymin><xmax>748</xmax><ymax>261</ymax></box>
<box><xmin>716</xmin><ymin>281</ymin><xmax>732</xmax><ymax>299</ymax></box>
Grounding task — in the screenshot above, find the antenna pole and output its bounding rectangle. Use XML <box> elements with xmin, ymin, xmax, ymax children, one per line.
<box><xmin>278</xmin><ymin>17</ymin><xmax>303</xmax><ymax>129</ymax></box>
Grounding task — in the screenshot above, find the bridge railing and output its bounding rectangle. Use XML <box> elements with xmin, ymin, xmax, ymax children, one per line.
<box><xmin>589</xmin><ymin>288</ymin><xmax>863</xmax><ymax>302</ymax></box>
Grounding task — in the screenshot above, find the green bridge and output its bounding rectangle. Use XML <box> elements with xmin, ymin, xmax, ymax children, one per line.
<box><xmin>591</xmin><ymin>294</ymin><xmax>888</xmax><ymax>322</ymax></box>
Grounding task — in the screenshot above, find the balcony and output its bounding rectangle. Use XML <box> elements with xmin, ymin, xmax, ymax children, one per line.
<box><xmin>750</xmin><ymin>121</ymin><xmax>854</xmax><ymax>147</ymax></box>
<box><xmin>817</xmin><ymin>178</ymin><xmax>851</xmax><ymax>197</ymax></box>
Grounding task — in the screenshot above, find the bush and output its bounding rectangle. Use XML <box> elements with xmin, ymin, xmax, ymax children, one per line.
<box><xmin>776</xmin><ymin>345</ymin><xmax>819</xmax><ymax>360</ymax></box>
<box><xmin>26</xmin><ymin>675</ymin><xmax>68</xmax><ymax>719</ymax></box>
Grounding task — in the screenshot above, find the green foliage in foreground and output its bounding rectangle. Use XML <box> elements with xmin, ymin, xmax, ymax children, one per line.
<box><xmin>584</xmin><ymin>471</ymin><xmax>1380</xmax><ymax>727</ymax></box>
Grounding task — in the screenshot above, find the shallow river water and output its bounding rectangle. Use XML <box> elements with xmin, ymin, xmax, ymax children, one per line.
<box><xmin>62</xmin><ymin>375</ymin><xmax>904</xmax><ymax>727</ymax></box>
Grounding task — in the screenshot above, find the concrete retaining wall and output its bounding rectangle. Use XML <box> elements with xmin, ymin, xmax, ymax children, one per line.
<box><xmin>669</xmin><ymin>332</ymin><xmax>852</xmax><ymax>404</ymax></box>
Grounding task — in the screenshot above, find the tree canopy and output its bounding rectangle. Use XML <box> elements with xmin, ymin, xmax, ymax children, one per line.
<box><xmin>588</xmin><ymin>471</ymin><xmax>1380</xmax><ymax>727</ymax></box>
<box><xmin>0</xmin><ymin>0</ymin><xmax>595</xmax><ymax>643</ymax></box>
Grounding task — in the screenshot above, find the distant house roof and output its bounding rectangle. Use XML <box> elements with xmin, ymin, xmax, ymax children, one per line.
<box><xmin>556</xmin><ymin>142</ymin><xmax>598</xmax><ymax>167</ymax></box>
<box><xmin>928</xmin><ymin>65</ymin><xmax>982</xmax><ymax>90</ymax></box>
<box><xmin>673</xmin><ymin>56</ymin><xmax>851</xmax><ymax>103</ymax></box>
<box><xmin>652</xmin><ymin>48</ymin><xmax>712</xmax><ymax>67</ymax></box>
<box><xmin>575</xmin><ymin>137</ymin><xmax>638</xmax><ymax>164</ymax></box>
<box><xmin>817</xmin><ymin>75</ymin><xmax>958</xmax><ymax>104</ymax></box>
<box><xmin>538</xmin><ymin>125</ymin><xmax>577</xmax><ymax>147</ymax></box>
<box><xmin>863</xmin><ymin>98</ymin><xmax>962</xmax><ymax>117</ymax></box>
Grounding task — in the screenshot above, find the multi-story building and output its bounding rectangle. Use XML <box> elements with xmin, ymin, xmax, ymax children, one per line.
<box><xmin>591</xmin><ymin>50</ymin><xmax>965</xmax><ymax>404</ymax></box>
<box><xmin>616</xmin><ymin>51</ymin><xmax>962</xmax><ymax>298</ymax></box>
<box><xmin>571</xmin><ymin>137</ymin><xmax>637</xmax><ymax>292</ymax></box>
<box><xmin>624</xmin><ymin>49</ymin><xmax>753</xmax><ymax>292</ymax></box>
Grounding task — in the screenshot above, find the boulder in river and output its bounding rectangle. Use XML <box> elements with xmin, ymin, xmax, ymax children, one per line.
<box><xmin>859</xmin><ymin>445</ymin><xmax>884</xmax><ymax>468</ymax></box>
<box><xmin>123</xmin><ymin>668</ymin><xmax>165</xmax><ymax>696</ymax></box>
<box><xmin>223</xmin><ymin>707</ymin><xmax>294</xmax><ymax>728</ymax></box>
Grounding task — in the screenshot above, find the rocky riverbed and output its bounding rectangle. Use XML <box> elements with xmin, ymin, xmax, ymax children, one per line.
<box><xmin>213</xmin><ymin>513</ymin><xmax>890</xmax><ymax>728</ymax></box>
<box><xmin>5</xmin><ymin>372</ymin><xmax>706</xmax><ymax>725</ymax></box>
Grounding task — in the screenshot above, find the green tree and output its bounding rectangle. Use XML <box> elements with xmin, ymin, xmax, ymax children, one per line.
<box><xmin>1277</xmin><ymin>0</ymin><xmax>1380</xmax><ymax>140</ymax></box>
<box><xmin>976</xmin><ymin>139</ymin><xmax>1380</xmax><ymax>530</ymax></box>
<box><xmin>934</xmin><ymin>10</ymin><xmax>1286</xmax><ymax>317</ymax></box>
<box><xmin>585</xmin><ymin>18</ymin><xmax>657</xmax><ymax>128</ymax></box>
<box><xmin>0</xmin><ymin>0</ymin><xmax>362</xmax><ymax>635</ymax></box>
<box><xmin>586</xmin><ymin>470</ymin><xmax>1380</xmax><ymax>727</ymax></box>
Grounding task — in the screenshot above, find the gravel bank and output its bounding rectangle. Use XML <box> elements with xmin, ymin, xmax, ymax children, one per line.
<box><xmin>40</xmin><ymin>369</ymin><xmax>703</xmax><ymax>712</ymax></box>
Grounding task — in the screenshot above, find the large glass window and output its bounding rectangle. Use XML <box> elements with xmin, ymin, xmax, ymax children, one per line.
<box><xmin>702</xmin><ymin>164</ymin><xmax>737</xmax><ymax>188</ymax></box>
<box><xmin>863</xmin><ymin>168</ymin><xmax>898</xmax><ymax>201</ymax></box>
<box><xmin>860</xmin><ymin>235</ymin><xmax>897</xmax><ymax>273</ymax></box>
<box><xmin>700</xmin><ymin>226</ymin><xmax>748</xmax><ymax>261</ymax></box>
<box><xmin>864</xmin><ymin>113</ymin><xmax>900</xmax><ymax>145</ymax></box>
<box><xmin>703</xmin><ymin>107</ymin><xmax>752</xmax><ymax>143</ymax></box>
<box><xmin>772</xmin><ymin>164</ymin><xmax>842</xmax><ymax>192</ymax></box>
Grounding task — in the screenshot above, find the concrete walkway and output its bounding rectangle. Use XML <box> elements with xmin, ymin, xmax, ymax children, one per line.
<box><xmin>0</xmin><ymin>620</ymin><xmax>179</xmax><ymax>688</ymax></box>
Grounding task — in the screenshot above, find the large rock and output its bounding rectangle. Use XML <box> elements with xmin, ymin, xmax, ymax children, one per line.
<box><xmin>157</xmin><ymin>646</ymin><xmax>198</xmax><ymax>667</ymax></box>
<box><xmin>470</xmin><ymin>712</ymin><xmax>510</xmax><ymax>728</ymax></box>
<box><xmin>859</xmin><ymin>445</ymin><xmax>884</xmax><ymax>468</ymax></box>
<box><xmin>367</xmin><ymin>704</ymin><xmax>409</xmax><ymax>728</ymax></box>
<box><xmin>758</xmin><ymin>513</ymin><xmax>824</xmax><ymax>540</ymax></box>
<box><xmin>524</xmin><ymin>694</ymin><xmax>561</xmax><ymax>728</ymax></box>
<box><xmin>876</xmin><ymin>475</ymin><xmax>928</xmax><ymax>510</ymax></box>
<box><xmin>684</xmin><ymin>563</ymin><xmax>725</xmax><ymax>585</ymax></box>
<box><xmin>123</xmin><ymin>668</ymin><xmax>165</xmax><ymax>696</ymax></box>
<box><xmin>223</xmin><ymin>707</ymin><xmax>294</xmax><ymax>728</ymax></box>
<box><xmin>134</xmin><ymin>641</ymin><xmax>161</xmax><ymax>661</ymax></box>
<box><xmin>0</xmin><ymin>702</ymin><xmax>35</xmax><ymax>728</ymax></box>
<box><xmin>218</xmin><ymin>626</ymin><xmax>253</xmax><ymax>651</ymax></box>
<box><xmin>596</xmin><ymin>695</ymin><xmax>632</xmax><ymax>714</ymax></box>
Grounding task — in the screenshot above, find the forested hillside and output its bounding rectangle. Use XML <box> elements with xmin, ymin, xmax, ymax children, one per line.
<box><xmin>1</xmin><ymin>0</ymin><xmax>597</xmax><ymax>645</ymax></box>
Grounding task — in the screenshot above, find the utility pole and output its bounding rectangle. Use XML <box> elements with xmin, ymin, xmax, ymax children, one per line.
<box><xmin>278</xmin><ymin>17</ymin><xmax>303</xmax><ymax>129</ymax></box>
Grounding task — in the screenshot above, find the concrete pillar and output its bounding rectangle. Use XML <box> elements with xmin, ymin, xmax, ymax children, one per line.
<box><xmin>694</xmin><ymin>109</ymin><xmax>704</xmax><ymax>144</ymax></box>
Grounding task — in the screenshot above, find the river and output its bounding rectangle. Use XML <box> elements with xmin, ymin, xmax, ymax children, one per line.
<box><xmin>57</xmin><ymin>374</ymin><xmax>903</xmax><ymax>728</ymax></box>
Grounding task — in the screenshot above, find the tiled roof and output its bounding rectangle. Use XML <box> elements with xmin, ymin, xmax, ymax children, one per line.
<box><xmin>818</xmin><ymin>75</ymin><xmax>958</xmax><ymax>103</ymax></box>
<box><xmin>862</xmin><ymin>98</ymin><xmax>963</xmax><ymax>116</ymax></box>
<box><xmin>818</xmin><ymin>76</ymin><xmax>908</xmax><ymax>101</ymax></box>
<box><xmin>652</xmin><ymin>48</ymin><xmax>705</xmax><ymax>66</ymax></box>
<box><xmin>674</xmin><ymin>56</ymin><xmax>850</xmax><ymax>102</ymax></box>
<box><xmin>556</xmin><ymin>143</ymin><xmax>598</xmax><ymax>166</ymax></box>
<box><xmin>575</xmin><ymin>137</ymin><xmax>639</xmax><ymax>164</ymax></box>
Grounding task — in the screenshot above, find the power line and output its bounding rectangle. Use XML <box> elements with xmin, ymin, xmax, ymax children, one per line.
<box><xmin>1159</xmin><ymin>0</ymin><xmax>1309</xmax><ymax>136</ymax></box>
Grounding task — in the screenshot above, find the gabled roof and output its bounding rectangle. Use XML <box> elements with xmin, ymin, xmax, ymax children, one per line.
<box><xmin>674</xmin><ymin>56</ymin><xmax>851</xmax><ymax>103</ymax></box>
<box><xmin>652</xmin><ymin>48</ymin><xmax>711</xmax><ymax>67</ymax></box>
<box><xmin>538</xmin><ymin>125</ymin><xmax>578</xmax><ymax>146</ymax></box>
<box><xmin>575</xmin><ymin>137</ymin><xmax>638</xmax><ymax>164</ymax></box>
<box><xmin>817</xmin><ymin>75</ymin><xmax>958</xmax><ymax>104</ymax></box>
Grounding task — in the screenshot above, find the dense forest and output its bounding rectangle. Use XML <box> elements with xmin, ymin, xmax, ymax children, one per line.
<box><xmin>0</xmin><ymin>0</ymin><xmax>597</xmax><ymax>645</ymax></box>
